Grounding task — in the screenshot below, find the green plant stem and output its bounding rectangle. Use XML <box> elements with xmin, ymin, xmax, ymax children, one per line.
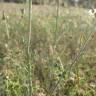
<box><xmin>67</xmin><ymin>31</ymin><xmax>95</xmax><ymax>77</ymax></box>
<box><xmin>49</xmin><ymin>30</ymin><xmax>95</xmax><ymax>96</ymax></box>
<box><xmin>4</xmin><ymin>20</ymin><xmax>10</xmax><ymax>40</ymax></box>
<box><xmin>27</xmin><ymin>0</ymin><xmax>32</xmax><ymax>96</ymax></box>
<box><xmin>54</xmin><ymin>0</ymin><xmax>59</xmax><ymax>41</ymax></box>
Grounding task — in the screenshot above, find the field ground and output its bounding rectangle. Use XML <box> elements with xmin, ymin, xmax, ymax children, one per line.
<box><xmin>0</xmin><ymin>3</ymin><xmax>96</xmax><ymax>96</ymax></box>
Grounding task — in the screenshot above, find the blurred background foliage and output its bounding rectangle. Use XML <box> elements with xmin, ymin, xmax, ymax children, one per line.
<box><xmin>0</xmin><ymin>0</ymin><xmax>96</xmax><ymax>8</ymax></box>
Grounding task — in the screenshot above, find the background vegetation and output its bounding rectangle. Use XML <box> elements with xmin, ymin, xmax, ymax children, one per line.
<box><xmin>0</xmin><ymin>2</ymin><xmax>96</xmax><ymax>96</ymax></box>
<box><xmin>0</xmin><ymin>0</ymin><xmax>96</xmax><ymax>7</ymax></box>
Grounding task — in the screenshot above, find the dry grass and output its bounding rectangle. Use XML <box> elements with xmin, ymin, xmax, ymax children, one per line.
<box><xmin>0</xmin><ymin>3</ymin><xmax>96</xmax><ymax>96</ymax></box>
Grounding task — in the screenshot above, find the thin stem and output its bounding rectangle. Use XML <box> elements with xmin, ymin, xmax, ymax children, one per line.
<box><xmin>54</xmin><ymin>0</ymin><xmax>59</xmax><ymax>41</ymax></box>
<box><xmin>27</xmin><ymin>0</ymin><xmax>32</xmax><ymax>96</ymax></box>
<box><xmin>2</xmin><ymin>10</ymin><xmax>10</xmax><ymax>40</ymax></box>
<box><xmin>5</xmin><ymin>20</ymin><xmax>10</xmax><ymax>40</ymax></box>
<box><xmin>49</xmin><ymin>30</ymin><xmax>95</xmax><ymax>95</ymax></box>
<box><xmin>67</xmin><ymin>31</ymin><xmax>95</xmax><ymax>77</ymax></box>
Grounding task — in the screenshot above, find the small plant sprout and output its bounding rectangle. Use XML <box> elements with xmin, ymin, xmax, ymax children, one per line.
<box><xmin>2</xmin><ymin>10</ymin><xmax>10</xmax><ymax>40</ymax></box>
<box><xmin>20</xmin><ymin>8</ymin><xmax>25</xmax><ymax>18</ymax></box>
<box><xmin>2</xmin><ymin>10</ymin><xmax>9</xmax><ymax>20</ymax></box>
<box><xmin>2</xmin><ymin>10</ymin><xmax>6</xmax><ymax>20</ymax></box>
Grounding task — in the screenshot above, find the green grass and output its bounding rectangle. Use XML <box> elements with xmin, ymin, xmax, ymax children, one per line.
<box><xmin>0</xmin><ymin>3</ymin><xmax>96</xmax><ymax>96</ymax></box>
